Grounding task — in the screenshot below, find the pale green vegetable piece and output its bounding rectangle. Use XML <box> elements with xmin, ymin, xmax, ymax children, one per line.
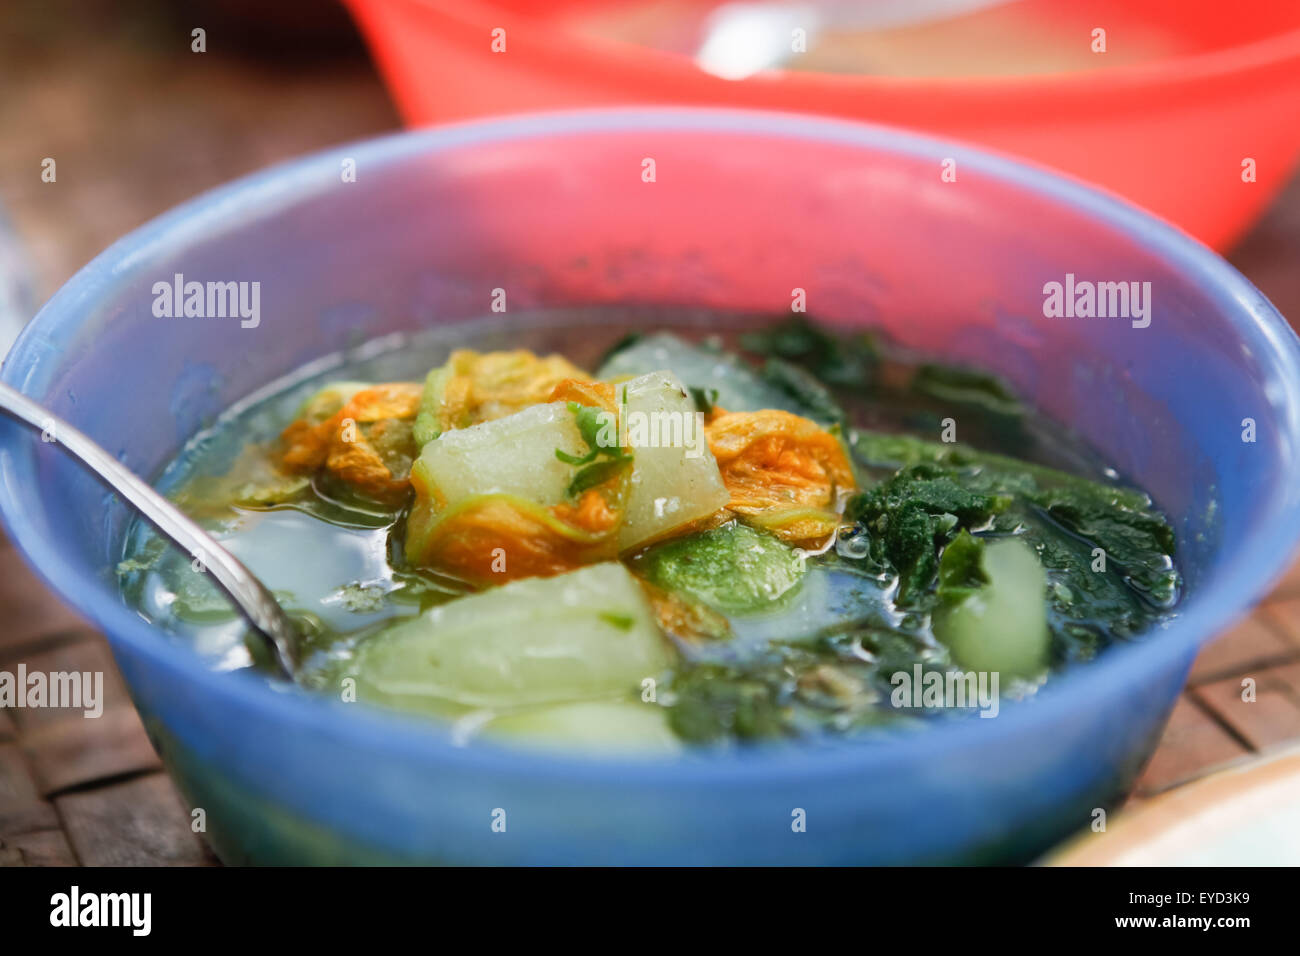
<box><xmin>412</xmin><ymin>375</ymin><xmax>728</xmax><ymax>552</ymax></box>
<box><xmin>412</xmin><ymin>364</ymin><xmax>453</xmax><ymax>447</ymax></box>
<box><xmin>599</xmin><ymin>333</ymin><xmax>797</xmax><ymax>414</ymax></box>
<box><xmin>639</xmin><ymin>523</ymin><xmax>805</xmax><ymax>614</ymax></box>
<box><xmin>933</xmin><ymin>537</ymin><xmax>1050</xmax><ymax>680</ymax></box>
<box><xmin>414</xmin><ymin>401</ymin><xmax>587</xmax><ymax>510</ymax></box>
<box><xmin>485</xmin><ymin>700</ymin><xmax>681</xmax><ymax>755</ymax></box>
<box><xmin>348</xmin><ymin>562</ymin><xmax>668</xmax><ymax>709</ymax></box>
<box><xmin>616</xmin><ymin>370</ymin><xmax>730</xmax><ymax>551</ymax></box>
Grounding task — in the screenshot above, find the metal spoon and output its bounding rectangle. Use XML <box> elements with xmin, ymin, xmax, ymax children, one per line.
<box><xmin>0</xmin><ymin>381</ymin><xmax>298</xmax><ymax>680</ymax></box>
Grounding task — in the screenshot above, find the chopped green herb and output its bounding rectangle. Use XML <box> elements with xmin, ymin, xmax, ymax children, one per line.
<box><xmin>688</xmin><ymin>385</ymin><xmax>720</xmax><ymax>415</ymax></box>
<box><xmin>598</xmin><ymin>611</ymin><xmax>636</xmax><ymax>631</ymax></box>
<box><xmin>555</xmin><ymin>401</ymin><xmax>632</xmax><ymax>497</ymax></box>
<box><xmin>741</xmin><ymin>316</ymin><xmax>878</xmax><ymax>389</ymax></box>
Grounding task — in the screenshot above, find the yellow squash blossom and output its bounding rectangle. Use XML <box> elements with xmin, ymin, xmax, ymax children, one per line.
<box><xmin>405</xmin><ymin>379</ymin><xmax>631</xmax><ymax>586</ymax></box>
<box><xmin>705</xmin><ymin>408</ymin><xmax>857</xmax><ymax>544</ymax></box>
<box><xmin>280</xmin><ymin>382</ymin><xmax>422</xmax><ymax>505</ymax></box>
<box><xmin>412</xmin><ymin>349</ymin><xmax>589</xmax><ymax>446</ymax></box>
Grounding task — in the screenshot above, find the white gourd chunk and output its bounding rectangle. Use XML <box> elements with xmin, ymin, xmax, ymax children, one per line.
<box><xmin>410</xmin><ymin>374</ymin><xmax>728</xmax><ymax>552</ymax></box>
<box><xmin>617</xmin><ymin>370</ymin><xmax>729</xmax><ymax>551</ymax></box>
<box><xmin>485</xmin><ymin>701</ymin><xmax>681</xmax><ymax>755</ymax></box>
<box><xmin>348</xmin><ymin>563</ymin><xmax>668</xmax><ymax>709</ymax></box>
<box><xmin>415</xmin><ymin>401</ymin><xmax>586</xmax><ymax>509</ymax></box>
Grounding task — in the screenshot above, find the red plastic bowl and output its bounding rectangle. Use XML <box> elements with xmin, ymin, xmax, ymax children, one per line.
<box><xmin>344</xmin><ymin>0</ymin><xmax>1300</xmax><ymax>250</ymax></box>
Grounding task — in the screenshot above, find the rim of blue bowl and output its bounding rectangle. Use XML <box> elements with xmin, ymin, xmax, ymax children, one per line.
<box><xmin>3</xmin><ymin>107</ymin><xmax>1300</xmax><ymax>786</ymax></box>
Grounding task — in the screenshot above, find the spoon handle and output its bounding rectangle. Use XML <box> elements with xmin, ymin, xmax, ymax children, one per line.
<box><xmin>0</xmin><ymin>381</ymin><xmax>297</xmax><ymax>680</ymax></box>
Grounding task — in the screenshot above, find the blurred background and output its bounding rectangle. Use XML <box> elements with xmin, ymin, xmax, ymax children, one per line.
<box><xmin>1</xmin><ymin>0</ymin><xmax>1299</xmax><ymax>866</ymax></box>
<box><xmin>3</xmin><ymin>0</ymin><xmax>1300</xmax><ymax>337</ymax></box>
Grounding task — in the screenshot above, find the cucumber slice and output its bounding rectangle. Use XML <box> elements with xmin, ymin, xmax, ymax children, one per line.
<box><xmin>347</xmin><ymin>562</ymin><xmax>668</xmax><ymax>710</ymax></box>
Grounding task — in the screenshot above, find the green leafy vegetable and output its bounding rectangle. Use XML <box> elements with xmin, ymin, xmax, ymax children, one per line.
<box><xmin>1030</xmin><ymin>488</ymin><xmax>1178</xmax><ymax>603</ymax></box>
<box><xmin>688</xmin><ymin>385</ymin><xmax>719</xmax><ymax>415</ymax></box>
<box><xmin>555</xmin><ymin>401</ymin><xmax>631</xmax><ymax>497</ymax></box>
<box><xmin>935</xmin><ymin>530</ymin><xmax>989</xmax><ymax>605</ymax></box>
<box><xmin>845</xmin><ymin>465</ymin><xmax>1012</xmax><ymax>604</ymax></box>
<box><xmin>844</xmin><ymin>428</ymin><xmax>1180</xmax><ymax>661</ymax></box>
<box><xmin>911</xmin><ymin>364</ymin><xmax>1023</xmax><ymax>417</ymax></box>
<box><xmin>667</xmin><ymin>663</ymin><xmax>791</xmax><ymax>743</ymax></box>
<box><xmin>741</xmin><ymin>316</ymin><xmax>877</xmax><ymax>389</ymax></box>
<box><xmin>667</xmin><ymin>630</ymin><xmax>923</xmax><ymax>743</ymax></box>
<box><xmin>759</xmin><ymin>357</ymin><xmax>847</xmax><ymax>426</ymax></box>
<box><xmin>850</xmin><ymin>430</ymin><xmax>1150</xmax><ymax>511</ymax></box>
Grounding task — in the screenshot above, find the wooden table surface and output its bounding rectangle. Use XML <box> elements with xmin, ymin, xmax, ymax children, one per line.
<box><xmin>2</xmin><ymin>1</ymin><xmax>1300</xmax><ymax>866</ymax></box>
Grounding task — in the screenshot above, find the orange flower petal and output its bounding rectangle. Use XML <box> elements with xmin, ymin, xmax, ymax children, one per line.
<box><xmin>706</xmin><ymin>409</ymin><xmax>856</xmax><ymax>543</ymax></box>
<box><xmin>281</xmin><ymin>382</ymin><xmax>422</xmax><ymax>504</ymax></box>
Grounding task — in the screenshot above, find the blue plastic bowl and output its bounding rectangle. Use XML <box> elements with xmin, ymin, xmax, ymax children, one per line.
<box><xmin>3</xmin><ymin>109</ymin><xmax>1299</xmax><ymax>865</ymax></box>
